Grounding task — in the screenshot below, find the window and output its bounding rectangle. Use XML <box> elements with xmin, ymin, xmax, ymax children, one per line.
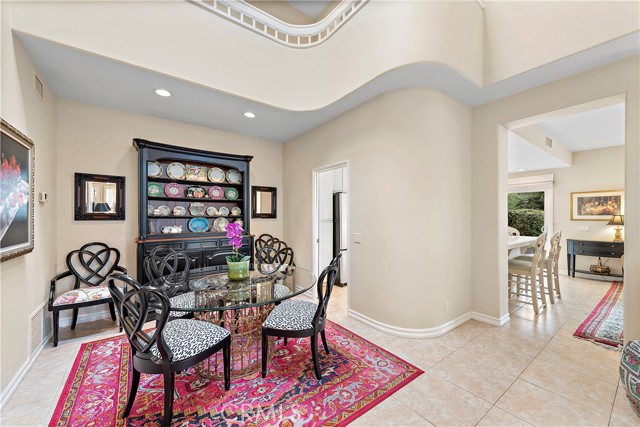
<box><xmin>508</xmin><ymin>174</ymin><xmax>554</xmax><ymax>236</ymax></box>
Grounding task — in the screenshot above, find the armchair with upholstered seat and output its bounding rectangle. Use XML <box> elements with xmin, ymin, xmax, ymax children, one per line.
<box><xmin>48</xmin><ymin>242</ymin><xmax>126</xmax><ymax>347</ymax></box>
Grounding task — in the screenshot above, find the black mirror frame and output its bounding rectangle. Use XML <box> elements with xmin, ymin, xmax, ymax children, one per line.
<box><xmin>251</xmin><ymin>186</ymin><xmax>277</xmax><ymax>219</ymax></box>
<box><xmin>74</xmin><ymin>173</ymin><xmax>125</xmax><ymax>220</ymax></box>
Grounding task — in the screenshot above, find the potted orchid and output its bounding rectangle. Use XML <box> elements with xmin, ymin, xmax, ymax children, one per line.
<box><xmin>225</xmin><ymin>222</ymin><xmax>250</xmax><ymax>280</ymax></box>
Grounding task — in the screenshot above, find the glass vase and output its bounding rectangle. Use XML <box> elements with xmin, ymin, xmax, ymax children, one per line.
<box><xmin>227</xmin><ymin>260</ymin><xmax>249</xmax><ymax>281</ymax></box>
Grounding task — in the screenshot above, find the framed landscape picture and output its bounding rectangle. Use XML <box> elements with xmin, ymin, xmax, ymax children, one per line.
<box><xmin>1</xmin><ymin>119</ymin><xmax>35</xmax><ymax>262</ymax></box>
<box><xmin>571</xmin><ymin>190</ymin><xmax>623</xmax><ymax>221</ymax></box>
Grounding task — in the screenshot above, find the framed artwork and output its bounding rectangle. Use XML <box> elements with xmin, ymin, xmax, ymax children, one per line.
<box><xmin>571</xmin><ymin>190</ymin><xmax>623</xmax><ymax>221</ymax></box>
<box><xmin>1</xmin><ymin>119</ymin><xmax>35</xmax><ymax>262</ymax></box>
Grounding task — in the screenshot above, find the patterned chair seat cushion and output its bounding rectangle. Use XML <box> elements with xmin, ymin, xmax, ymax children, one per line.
<box><xmin>273</xmin><ymin>284</ymin><xmax>291</xmax><ymax>299</ymax></box>
<box><xmin>263</xmin><ymin>299</ymin><xmax>318</xmax><ymax>331</ymax></box>
<box><xmin>53</xmin><ymin>285</ymin><xmax>111</xmax><ymax>306</ymax></box>
<box><xmin>150</xmin><ymin>319</ymin><xmax>229</xmax><ymax>362</ymax></box>
<box><xmin>155</xmin><ymin>291</ymin><xmax>195</xmax><ymax>318</ymax></box>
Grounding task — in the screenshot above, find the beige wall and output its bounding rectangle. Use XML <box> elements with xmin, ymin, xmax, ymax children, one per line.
<box><xmin>247</xmin><ymin>1</ymin><xmax>314</xmax><ymax>25</ymax></box>
<box><xmin>471</xmin><ymin>56</ymin><xmax>639</xmax><ymax>340</ymax></box>
<box><xmin>284</xmin><ymin>88</ymin><xmax>472</xmax><ymax>329</ymax></box>
<box><xmin>55</xmin><ymin>100</ymin><xmax>284</xmax><ymax>317</ymax></box>
<box><xmin>510</xmin><ymin>146</ymin><xmax>625</xmax><ymax>274</ymax></box>
<box><xmin>483</xmin><ymin>1</ymin><xmax>639</xmax><ymax>84</ymax></box>
<box><xmin>1</xmin><ymin>5</ymin><xmax>58</xmax><ymax>392</ymax></box>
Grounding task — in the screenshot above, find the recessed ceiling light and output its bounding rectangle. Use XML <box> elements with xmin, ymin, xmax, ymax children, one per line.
<box><xmin>518</xmin><ymin>168</ymin><xmax>527</xmax><ymax>172</ymax></box>
<box><xmin>243</xmin><ymin>112</ymin><xmax>256</xmax><ymax>118</ymax></box>
<box><xmin>154</xmin><ymin>89</ymin><xmax>172</xmax><ymax>97</ymax></box>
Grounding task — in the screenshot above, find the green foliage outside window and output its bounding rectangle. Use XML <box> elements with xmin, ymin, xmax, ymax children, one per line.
<box><xmin>508</xmin><ymin>192</ymin><xmax>545</xmax><ymax>236</ymax></box>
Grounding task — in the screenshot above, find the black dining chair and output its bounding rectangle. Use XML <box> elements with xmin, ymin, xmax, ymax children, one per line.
<box><xmin>261</xmin><ymin>253</ymin><xmax>341</xmax><ymax>381</ymax></box>
<box><xmin>48</xmin><ymin>242</ymin><xmax>127</xmax><ymax>347</ymax></box>
<box><xmin>108</xmin><ymin>274</ymin><xmax>231</xmax><ymax>426</ymax></box>
<box><xmin>143</xmin><ymin>249</ymin><xmax>195</xmax><ymax>320</ymax></box>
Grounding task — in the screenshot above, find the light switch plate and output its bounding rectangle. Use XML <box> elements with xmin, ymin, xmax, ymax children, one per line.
<box><xmin>353</xmin><ymin>233</ymin><xmax>362</xmax><ymax>244</ymax></box>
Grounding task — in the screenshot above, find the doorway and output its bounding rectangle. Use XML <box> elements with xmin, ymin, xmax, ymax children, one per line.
<box><xmin>312</xmin><ymin>162</ymin><xmax>349</xmax><ymax>286</ymax></box>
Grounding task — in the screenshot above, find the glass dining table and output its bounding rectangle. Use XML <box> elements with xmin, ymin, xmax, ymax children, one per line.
<box><xmin>161</xmin><ymin>265</ymin><xmax>316</xmax><ymax>379</ymax></box>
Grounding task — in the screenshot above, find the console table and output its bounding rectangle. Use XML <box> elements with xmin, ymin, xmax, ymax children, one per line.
<box><xmin>566</xmin><ymin>239</ymin><xmax>624</xmax><ymax>278</ymax></box>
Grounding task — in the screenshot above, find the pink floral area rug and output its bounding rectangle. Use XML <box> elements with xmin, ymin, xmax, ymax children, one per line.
<box><xmin>50</xmin><ymin>321</ymin><xmax>422</xmax><ymax>426</ymax></box>
<box><xmin>573</xmin><ymin>281</ymin><xmax>624</xmax><ymax>350</ymax></box>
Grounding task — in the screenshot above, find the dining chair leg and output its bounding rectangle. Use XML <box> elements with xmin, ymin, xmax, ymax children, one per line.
<box><xmin>529</xmin><ymin>276</ymin><xmax>539</xmax><ymax>314</ymax></box>
<box><xmin>123</xmin><ymin>368</ymin><xmax>140</xmax><ymax>418</ymax></box>
<box><xmin>52</xmin><ymin>311</ymin><xmax>60</xmax><ymax>347</ymax></box>
<box><xmin>108</xmin><ymin>301</ymin><xmax>117</xmax><ymax>321</ymax></box>
<box><xmin>320</xmin><ymin>330</ymin><xmax>330</xmax><ymax>354</ymax></box>
<box><xmin>70</xmin><ymin>308</ymin><xmax>79</xmax><ymax>330</ymax></box>
<box><xmin>223</xmin><ymin>343</ymin><xmax>231</xmax><ymax>391</ymax></box>
<box><xmin>538</xmin><ymin>271</ymin><xmax>547</xmax><ymax>308</ymax></box>
<box><xmin>284</xmin><ymin>337</ymin><xmax>288</xmax><ymax>346</ymax></box>
<box><xmin>554</xmin><ymin>265</ymin><xmax>561</xmax><ymax>299</ymax></box>
<box><xmin>546</xmin><ymin>269</ymin><xmax>555</xmax><ymax>304</ymax></box>
<box><xmin>311</xmin><ymin>334</ymin><xmax>322</xmax><ymax>380</ymax></box>
<box><xmin>261</xmin><ymin>331</ymin><xmax>268</xmax><ymax>378</ymax></box>
<box><xmin>162</xmin><ymin>371</ymin><xmax>175</xmax><ymax>427</ymax></box>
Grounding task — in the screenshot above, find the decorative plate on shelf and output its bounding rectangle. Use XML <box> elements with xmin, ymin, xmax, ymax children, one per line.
<box><xmin>148</xmin><ymin>204</ymin><xmax>155</xmax><ymax>216</ymax></box>
<box><xmin>212</xmin><ymin>217</ymin><xmax>229</xmax><ymax>232</ymax></box>
<box><xmin>147</xmin><ymin>183</ymin><xmax>163</xmax><ymax>197</ymax></box>
<box><xmin>147</xmin><ymin>161</ymin><xmax>163</xmax><ymax>178</ymax></box>
<box><xmin>231</xmin><ymin>207</ymin><xmax>241</xmax><ymax>216</ymax></box>
<box><xmin>185</xmin><ymin>186</ymin><xmax>206</xmax><ymax>199</ymax></box>
<box><xmin>225</xmin><ymin>188</ymin><xmax>239</xmax><ymax>200</ymax></box>
<box><xmin>233</xmin><ymin>219</ymin><xmax>243</xmax><ymax>227</ymax></box>
<box><xmin>166</xmin><ymin>162</ymin><xmax>186</xmax><ymax>180</ymax></box>
<box><xmin>218</xmin><ymin>206</ymin><xmax>230</xmax><ymax>216</ymax></box>
<box><xmin>164</xmin><ymin>182</ymin><xmax>184</xmax><ymax>198</ymax></box>
<box><xmin>226</xmin><ymin>169</ymin><xmax>242</xmax><ymax>184</ymax></box>
<box><xmin>208</xmin><ymin>167</ymin><xmax>226</xmax><ymax>183</ymax></box>
<box><xmin>206</xmin><ymin>206</ymin><xmax>218</xmax><ymax>216</ymax></box>
<box><xmin>155</xmin><ymin>205</ymin><xmax>171</xmax><ymax>216</ymax></box>
<box><xmin>186</xmin><ymin>164</ymin><xmax>207</xmax><ymax>182</ymax></box>
<box><xmin>189</xmin><ymin>202</ymin><xmax>206</xmax><ymax>216</ymax></box>
<box><xmin>208</xmin><ymin>186</ymin><xmax>224</xmax><ymax>200</ymax></box>
<box><xmin>172</xmin><ymin>205</ymin><xmax>186</xmax><ymax>216</ymax></box>
<box><xmin>188</xmin><ymin>217</ymin><xmax>209</xmax><ymax>233</ymax></box>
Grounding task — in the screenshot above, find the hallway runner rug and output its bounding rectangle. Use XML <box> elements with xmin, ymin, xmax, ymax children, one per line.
<box><xmin>50</xmin><ymin>320</ymin><xmax>422</xmax><ymax>427</ymax></box>
<box><xmin>573</xmin><ymin>281</ymin><xmax>624</xmax><ymax>349</ymax></box>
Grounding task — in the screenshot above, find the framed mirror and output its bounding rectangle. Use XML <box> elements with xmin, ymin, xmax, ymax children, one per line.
<box><xmin>74</xmin><ymin>173</ymin><xmax>125</xmax><ymax>220</ymax></box>
<box><xmin>251</xmin><ymin>186</ymin><xmax>277</xmax><ymax>219</ymax></box>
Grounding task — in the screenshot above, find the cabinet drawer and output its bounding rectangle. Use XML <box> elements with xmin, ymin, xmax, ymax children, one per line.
<box><xmin>574</xmin><ymin>243</ymin><xmax>623</xmax><ymax>255</ymax></box>
<box><xmin>185</xmin><ymin>240</ymin><xmax>219</xmax><ymax>250</ymax></box>
<box><xmin>145</xmin><ymin>242</ymin><xmax>183</xmax><ymax>253</ymax></box>
<box><xmin>219</xmin><ymin>237</ymin><xmax>251</xmax><ymax>249</ymax></box>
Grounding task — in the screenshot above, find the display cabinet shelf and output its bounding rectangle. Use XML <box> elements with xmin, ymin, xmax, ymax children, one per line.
<box><xmin>134</xmin><ymin>138</ymin><xmax>253</xmax><ymax>283</ymax></box>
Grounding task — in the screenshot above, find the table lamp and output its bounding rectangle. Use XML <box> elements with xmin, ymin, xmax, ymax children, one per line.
<box><xmin>607</xmin><ymin>214</ymin><xmax>624</xmax><ymax>242</ymax></box>
<box><xmin>94</xmin><ymin>202</ymin><xmax>111</xmax><ymax>213</ymax></box>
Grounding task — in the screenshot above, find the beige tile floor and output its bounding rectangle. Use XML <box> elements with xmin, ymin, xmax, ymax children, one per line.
<box><xmin>1</xmin><ymin>275</ymin><xmax>638</xmax><ymax>426</ymax></box>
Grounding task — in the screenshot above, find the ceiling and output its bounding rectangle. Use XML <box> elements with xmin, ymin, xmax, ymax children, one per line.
<box><xmin>285</xmin><ymin>0</ymin><xmax>334</xmax><ymax>19</ymax></box>
<box><xmin>508</xmin><ymin>103</ymin><xmax>625</xmax><ymax>173</ymax></box>
<box><xmin>14</xmin><ymin>24</ymin><xmax>640</xmax><ymax>143</ymax></box>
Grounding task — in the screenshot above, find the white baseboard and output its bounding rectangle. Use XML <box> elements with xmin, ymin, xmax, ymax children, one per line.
<box><xmin>0</xmin><ymin>331</ymin><xmax>51</xmax><ymax>410</ymax></box>
<box><xmin>348</xmin><ymin>309</ymin><xmax>473</xmax><ymax>338</ymax></box>
<box><xmin>347</xmin><ymin>309</ymin><xmax>509</xmax><ymax>338</ymax></box>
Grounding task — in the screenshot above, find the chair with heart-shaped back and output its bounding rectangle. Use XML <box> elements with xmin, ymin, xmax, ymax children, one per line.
<box><xmin>48</xmin><ymin>242</ymin><xmax>127</xmax><ymax>347</ymax></box>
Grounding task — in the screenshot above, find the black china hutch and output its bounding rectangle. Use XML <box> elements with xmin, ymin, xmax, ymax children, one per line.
<box><xmin>134</xmin><ymin>138</ymin><xmax>253</xmax><ymax>283</ymax></box>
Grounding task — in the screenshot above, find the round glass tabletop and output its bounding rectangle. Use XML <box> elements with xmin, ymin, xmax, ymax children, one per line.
<box><xmin>163</xmin><ymin>265</ymin><xmax>316</xmax><ymax>312</ymax></box>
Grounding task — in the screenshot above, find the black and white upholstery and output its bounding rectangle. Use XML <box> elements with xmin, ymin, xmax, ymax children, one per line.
<box><xmin>108</xmin><ymin>274</ymin><xmax>231</xmax><ymax>426</ymax></box>
<box><xmin>48</xmin><ymin>242</ymin><xmax>127</xmax><ymax>347</ymax></box>
<box><xmin>261</xmin><ymin>253</ymin><xmax>341</xmax><ymax>381</ymax></box>
<box><xmin>156</xmin><ymin>291</ymin><xmax>195</xmax><ymax>319</ymax></box>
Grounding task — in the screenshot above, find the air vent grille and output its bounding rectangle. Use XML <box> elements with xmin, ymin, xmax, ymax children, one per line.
<box><xmin>34</xmin><ymin>74</ymin><xmax>44</xmax><ymax>99</ymax></box>
<box><xmin>29</xmin><ymin>302</ymin><xmax>51</xmax><ymax>357</ymax></box>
